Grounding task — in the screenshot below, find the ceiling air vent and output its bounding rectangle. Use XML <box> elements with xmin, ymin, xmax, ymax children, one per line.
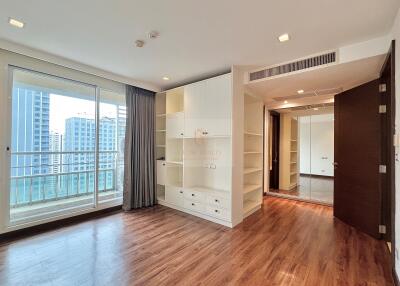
<box><xmin>249</xmin><ymin>51</ymin><xmax>337</xmax><ymax>81</ymax></box>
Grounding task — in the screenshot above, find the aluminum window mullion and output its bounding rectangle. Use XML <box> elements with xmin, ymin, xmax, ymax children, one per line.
<box><xmin>94</xmin><ymin>87</ymin><xmax>100</xmax><ymax>208</ymax></box>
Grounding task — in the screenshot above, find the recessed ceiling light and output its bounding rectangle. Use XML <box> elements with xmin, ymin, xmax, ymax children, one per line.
<box><xmin>278</xmin><ymin>33</ymin><xmax>290</xmax><ymax>42</ymax></box>
<box><xmin>8</xmin><ymin>18</ymin><xmax>24</xmax><ymax>28</ymax></box>
<box><xmin>297</xmin><ymin>89</ymin><xmax>304</xmax><ymax>94</ymax></box>
<box><xmin>284</xmin><ymin>100</ymin><xmax>288</xmax><ymax>104</ymax></box>
<box><xmin>162</xmin><ymin>76</ymin><xmax>170</xmax><ymax>81</ymax></box>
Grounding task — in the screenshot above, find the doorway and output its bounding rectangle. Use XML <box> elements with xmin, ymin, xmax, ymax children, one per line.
<box><xmin>267</xmin><ymin>104</ymin><xmax>334</xmax><ymax>205</ymax></box>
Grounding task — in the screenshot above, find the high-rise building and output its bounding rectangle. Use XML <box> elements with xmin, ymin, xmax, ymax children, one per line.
<box><xmin>11</xmin><ymin>83</ymin><xmax>50</xmax><ymax>204</ymax></box>
<box><xmin>49</xmin><ymin>132</ymin><xmax>62</xmax><ymax>174</ymax></box>
<box><xmin>63</xmin><ymin>116</ymin><xmax>116</xmax><ymax>195</ymax></box>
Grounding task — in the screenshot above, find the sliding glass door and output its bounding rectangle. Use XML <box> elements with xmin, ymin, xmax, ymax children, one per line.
<box><xmin>8</xmin><ymin>67</ymin><xmax>125</xmax><ymax>226</ymax></box>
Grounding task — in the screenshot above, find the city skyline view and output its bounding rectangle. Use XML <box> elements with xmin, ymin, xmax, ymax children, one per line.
<box><xmin>9</xmin><ymin>71</ymin><xmax>126</xmax><ymax>214</ymax></box>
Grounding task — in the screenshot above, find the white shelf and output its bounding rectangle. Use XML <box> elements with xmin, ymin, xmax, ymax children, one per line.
<box><xmin>290</xmin><ymin>161</ymin><xmax>297</xmax><ymax>164</ymax></box>
<box><xmin>290</xmin><ymin>172</ymin><xmax>297</xmax><ymax>176</ymax></box>
<box><xmin>166</xmin><ymin>161</ymin><xmax>183</xmax><ymax>165</ymax></box>
<box><xmin>244</xmin><ymin>168</ymin><xmax>262</xmax><ymax>175</ymax></box>
<box><xmin>243</xmin><ymin>184</ymin><xmax>262</xmax><ymax>194</ymax></box>
<box><xmin>156</xmin><ymin>129</ymin><xmax>166</xmax><ymax>132</ymax></box>
<box><xmin>245</xmin><ymin>131</ymin><xmax>263</xmax><ymax>137</ymax></box>
<box><xmin>156</xmin><ymin>113</ymin><xmax>166</xmax><ymax>117</ymax></box>
<box><xmin>243</xmin><ymin>199</ymin><xmax>261</xmax><ymax>215</ymax></box>
<box><xmin>244</xmin><ymin>151</ymin><xmax>262</xmax><ymax>155</ymax></box>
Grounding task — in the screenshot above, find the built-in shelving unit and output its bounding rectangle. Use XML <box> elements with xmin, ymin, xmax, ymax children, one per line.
<box><xmin>155</xmin><ymin>92</ymin><xmax>167</xmax><ymax>202</ymax></box>
<box><xmin>165</xmin><ymin>87</ymin><xmax>184</xmax><ymax>192</ymax></box>
<box><xmin>279</xmin><ymin>114</ymin><xmax>299</xmax><ymax>190</ymax></box>
<box><xmin>243</xmin><ymin>92</ymin><xmax>264</xmax><ymax>219</ymax></box>
<box><xmin>155</xmin><ymin>73</ymin><xmax>267</xmax><ymax>226</ymax></box>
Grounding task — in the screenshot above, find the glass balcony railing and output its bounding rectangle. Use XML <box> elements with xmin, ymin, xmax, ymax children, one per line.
<box><xmin>10</xmin><ymin>151</ymin><xmax>124</xmax><ymax>208</ymax></box>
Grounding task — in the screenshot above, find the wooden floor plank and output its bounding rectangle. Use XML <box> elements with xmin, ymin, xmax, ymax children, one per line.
<box><xmin>0</xmin><ymin>197</ymin><xmax>393</xmax><ymax>286</ymax></box>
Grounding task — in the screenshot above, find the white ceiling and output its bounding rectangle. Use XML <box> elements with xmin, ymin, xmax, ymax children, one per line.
<box><xmin>1</xmin><ymin>0</ymin><xmax>399</xmax><ymax>89</ymax></box>
<box><xmin>247</xmin><ymin>54</ymin><xmax>386</xmax><ymax>105</ymax></box>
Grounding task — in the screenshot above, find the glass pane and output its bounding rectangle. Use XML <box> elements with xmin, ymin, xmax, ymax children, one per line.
<box><xmin>310</xmin><ymin>113</ymin><xmax>334</xmax><ymax>203</ymax></box>
<box><xmin>10</xmin><ymin>68</ymin><xmax>96</xmax><ymax>224</ymax></box>
<box><xmin>298</xmin><ymin>115</ymin><xmax>312</xmax><ymax>200</ymax></box>
<box><xmin>98</xmin><ymin>89</ymin><xmax>126</xmax><ymax>202</ymax></box>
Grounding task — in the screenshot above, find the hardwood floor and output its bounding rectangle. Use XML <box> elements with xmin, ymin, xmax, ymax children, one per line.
<box><xmin>0</xmin><ymin>197</ymin><xmax>393</xmax><ymax>286</ymax></box>
<box><xmin>270</xmin><ymin>175</ymin><xmax>334</xmax><ymax>203</ymax></box>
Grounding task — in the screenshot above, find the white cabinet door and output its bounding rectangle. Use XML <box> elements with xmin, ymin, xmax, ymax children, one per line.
<box><xmin>166</xmin><ymin>112</ymin><xmax>184</xmax><ymax>138</ymax></box>
<box><xmin>156</xmin><ymin>160</ymin><xmax>166</xmax><ymax>185</ymax></box>
<box><xmin>165</xmin><ymin>186</ymin><xmax>184</xmax><ymax>207</ymax></box>
<box><xmin>184</xmin><ymin>74</ymin><xmax>231</xmax><ymax>138</ymax></box>
<box><xmin>203</xmin><ymin>74</ymin><xmax>232</xmax><ymax>137</ymax></box>
<box><xmin>184</xmin><ymin>81</ymin><xmax>206</xmax><ymax>138</ymax></box>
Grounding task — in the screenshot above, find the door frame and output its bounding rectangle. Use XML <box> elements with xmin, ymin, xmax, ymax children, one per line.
<box><xmin>269</xmin><ymin>111</ymin><xmax>280</xmax><ymax>190</ymax></box>
<box><xmin>380</xmin><ymin>40</ymin><xmax>396</xmax><ymax>276</ymax></box>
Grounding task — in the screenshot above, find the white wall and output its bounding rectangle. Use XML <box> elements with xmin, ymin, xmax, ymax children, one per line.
<box><xmin>392</xmin><ymin>7</ymin><xmax>400</xmax><ymax>279</ymax></box>
<box><xmin>299</xmin><ymin>114</ymin><xmax>334</xmax><ymax>176</ymax></box>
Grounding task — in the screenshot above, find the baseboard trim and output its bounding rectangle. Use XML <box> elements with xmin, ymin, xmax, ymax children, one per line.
<box><xmin>394</xmin><ymin>268</ymin><xmax>400</xmax><ymax>286</ymax></box>
<box><xmin>0</xmin><ymin>205</ymin><xmax>122</xmax><ymax>243</ymax></box>
<box><xmin>299</xmin><ymin>173</ymin><xmax>334</xmax><ymax>179</ymax></box>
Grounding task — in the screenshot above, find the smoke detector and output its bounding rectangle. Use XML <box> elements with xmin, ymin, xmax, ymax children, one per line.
<box><xmin>148</xmin><ymin>31</ymin><xmax>159</xmax><ymax>39</ymax></box>
<box><xmin>135</xmin><ymin>40</ymin><xmax>145</xmax><ymax>48</ymax></box>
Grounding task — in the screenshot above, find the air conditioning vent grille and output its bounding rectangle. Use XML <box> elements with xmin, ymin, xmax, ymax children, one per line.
<box><xmin>249</xmin><ymin>52</ymin><xmax>337</xmax><ymax>81</ymax></box>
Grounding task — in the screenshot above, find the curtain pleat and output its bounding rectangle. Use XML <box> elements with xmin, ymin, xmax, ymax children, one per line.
<box><xmin>123</xmin><ymin>85</ymin><xmax>156</xmax><ymax>210</ymax></box>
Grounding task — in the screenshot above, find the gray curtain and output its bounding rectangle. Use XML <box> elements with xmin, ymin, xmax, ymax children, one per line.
<box><xmin>123</xmin><ymin>85</ymin><xmax>156</xmax><ymax>210</ymax></box>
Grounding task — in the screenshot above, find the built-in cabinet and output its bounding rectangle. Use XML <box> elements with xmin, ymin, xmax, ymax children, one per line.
<box><xmin>279</xmin><ymin>114</ymin><xmax>299</xmax><ymax>191</ymax></box>
<box><xmin>155</xmin><ymin>73</ymin><xmax>263</xmax><ymax>227</ymax></box>
<box><xmin>184</xmin><ymin>74</ymin><xmax>231</xmax><ymax>138</ymax></box>
<box><xmin>243</xmin><ymin>93</ymin><xmax>264</xmax><ymax>218</ymax></box>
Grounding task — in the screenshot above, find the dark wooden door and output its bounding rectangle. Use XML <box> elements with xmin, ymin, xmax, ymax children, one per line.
<box><xmin>269</xmin><ymin>112</ymin><xmax>280</xmax><ymax>189</ymax></box>
<box><xmin>334</xmin><ymin>80</ymin><xmax>381</xmax><ymax>239</ymax></box>
<box><xmin>380</xmin><ymin>40</ymin><xmax>396</xmax><ymax>249</ymax></box>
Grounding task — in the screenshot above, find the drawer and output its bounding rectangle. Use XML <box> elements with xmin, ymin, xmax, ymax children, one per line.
<box><xmin>206</xmin><ymin>195</ymin><xmax>230</xmax><ymax>209</ymax></box>
<box><xmin>206</xmin><ymin>206</ymin><xmax>230</xmax><ymax>221</ymax></box>
<box><xmin>184</xmin><ymin>189</ymin><xmax>206</xmax><ymax>203</ymax></box>
<box><xmin>184</xmin><ymin>199</ymin><xmax>206</xmax><ymax>213</ymax></box>
<box><xmin>165</xmin><ymin>186</ymin><xmax>184</xmax><ymax>207</ymax></box>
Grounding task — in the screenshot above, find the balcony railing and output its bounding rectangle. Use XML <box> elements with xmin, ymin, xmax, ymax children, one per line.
<box><xmin>10</xmin><ymin>151</ymin><xmax>124</xmax><ymax>208</ymax></box>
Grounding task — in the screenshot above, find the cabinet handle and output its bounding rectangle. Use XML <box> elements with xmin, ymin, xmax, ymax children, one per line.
<box><xmin>180</xmin><ymin>133</ymin><xmax>184</xmax><ymax>136</ymax></box>
<box><xmin>214</xmin><ymin>209</ymin><xmax>219</xmax><ymax>213</ymax></box>
<box><xmin>191</xmin><ymin>193</ymin><xmax>195</xmax><ymax>197</ymax></box>
<box><xmin>215</xmin><ymin>199</ymin><xmax>219</xmax><ymax>203</ymax></box>
<box><xmin>191</xmin><ymin>203</ymin><xmax>195</xmax><ymax>206</ymax></box>
<box><xmin>162</xmin><ymin>163</ymin><xmax>166</xmax><ymax>166</ymax></box>
<box><xmin>179</xmin><ymin>190</ymin><xmax>183</xmax><ymax>194</ymax></box>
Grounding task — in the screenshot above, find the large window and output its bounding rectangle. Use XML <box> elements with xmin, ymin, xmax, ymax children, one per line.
<box><xmin>9</xmin><ymin>68</ymin><xmax>125</xmax><ymax>225</ymax></box>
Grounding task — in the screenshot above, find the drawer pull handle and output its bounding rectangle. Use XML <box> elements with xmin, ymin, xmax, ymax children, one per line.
<box><xmin>191</xmin><ymin>194</ymin><xmax>195</xmax><ymax>197</ymax></box>
<box><xmin>215</xmin><ymin>199</ymin><xmax>219</xmax><ymax>203</ymax></box>
<box><xmin>214</xmin><ymin>210</ymin><xmax>219</xmax><ymax>213</ymax></box>
<box><xmin>192</xmin><ymin>203</ymin><xmax>195</xmax><ymax>206</ymax></box>
<box><xmin>179</xmin><ymin>191</ymin><xmax>183</xmax><ymax>194</ymax></box>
